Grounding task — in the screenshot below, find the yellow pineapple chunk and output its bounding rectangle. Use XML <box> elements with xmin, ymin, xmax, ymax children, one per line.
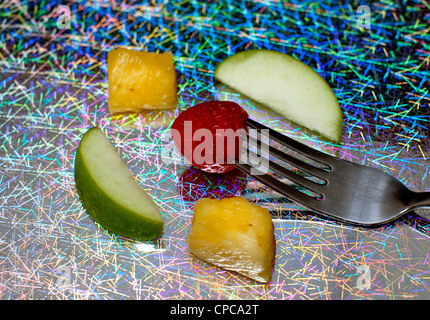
<box><xmin>187</xmin><ymin>197</ymin><xmax>276</xmax><ymax>283</ymax></box>
<box><xmin>108</xmin><ymin>48</ymin><xmax>178</xmax><ymax>114</ymax></box>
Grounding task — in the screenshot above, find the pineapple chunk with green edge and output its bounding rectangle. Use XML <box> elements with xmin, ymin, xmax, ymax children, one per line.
<box><xmin>187</xmin><ymin>197</ymin><xmax>276</xmax><ymax>283</ymax></box>
<box><xmin>74</xmin><ymin>127</ymin><xmax>164</xmax><ymax>241</ymax></box>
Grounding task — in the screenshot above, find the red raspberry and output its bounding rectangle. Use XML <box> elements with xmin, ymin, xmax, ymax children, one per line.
<box><xmin>171</xmin><ymin>101</ymin><xmax>249</xmax><ymax>173</ymax></box>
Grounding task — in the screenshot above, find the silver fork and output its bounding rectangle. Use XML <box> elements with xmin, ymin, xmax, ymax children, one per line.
<box><xmin>235</xmin><ymin>118</ymin><xmax>430</xmax><ymax>226</ymax></box>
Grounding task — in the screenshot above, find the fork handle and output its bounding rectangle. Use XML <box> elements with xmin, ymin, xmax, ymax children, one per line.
<box><xmin>410</xmin><ymin>192</ymin><xmax>430</xmax><ymax>209</ymax></box>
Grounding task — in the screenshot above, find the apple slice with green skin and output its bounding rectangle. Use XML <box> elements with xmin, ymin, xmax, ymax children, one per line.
<box><xmin>214</xmin><ymin>49</ymin><xmax>343</xmax><ymax>143</ymax></box>
<box><xmin>74</xmin><ymin>127</ymin><xmax>164</xmax><ymax>241</ymax></box>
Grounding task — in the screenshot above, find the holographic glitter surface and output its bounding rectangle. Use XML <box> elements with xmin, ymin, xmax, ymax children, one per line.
<box><xmin>1</xmin><ymin>0</ymin><xmax>430</xmax><ymax>300</ymax></box>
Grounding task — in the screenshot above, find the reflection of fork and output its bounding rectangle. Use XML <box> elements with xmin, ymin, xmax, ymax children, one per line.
<box><xmin>235</xmin><ymin>118</ymin><xmax>430</xmax><ymax>227</ymax></box>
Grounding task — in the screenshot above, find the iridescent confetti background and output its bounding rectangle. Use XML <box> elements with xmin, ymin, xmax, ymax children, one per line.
<box><xmin>0</xmin><ymin>0</ymin><xmax>430</xmax><ymax>300</ymax></box>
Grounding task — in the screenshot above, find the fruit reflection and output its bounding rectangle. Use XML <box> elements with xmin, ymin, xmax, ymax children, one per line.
<box><xmin>177</xmin><ymin>166</ymin><xmax>248</xmax><ymax>207</ymax></box>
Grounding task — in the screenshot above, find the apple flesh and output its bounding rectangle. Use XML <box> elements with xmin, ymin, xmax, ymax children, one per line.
<box><xmin>214</xmin><ymin>49</ymin><xmax>343</xmax><ymax>143</ymax></box>
<box><xmin>74</xmin><ymin>127</ymin><xmax>164</xmax><ymax>241</ymax></box>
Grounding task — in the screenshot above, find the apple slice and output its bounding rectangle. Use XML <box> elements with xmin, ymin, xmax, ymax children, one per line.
<box><xmin>214</xmin><ymin>49</ymin><xmax>343</xmax><ymax>143</ymax></box>
<box><xmin>74</xmin><ymin>127</ymin><xmax>164</xmax><ymax>240</ymax></box>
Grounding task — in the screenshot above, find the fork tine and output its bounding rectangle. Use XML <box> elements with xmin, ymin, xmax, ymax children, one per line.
<box><xmin>267</xmin><ymin>144</ymin><xmax>330</xmax><ymax>180</ymax></box>
<box><xmin>235</xmin><ymin>161</ymin><xmax>322</xmax><ymax>209</ymax></box>
<box><xmin>244</xmin><ymin>130</ymin><xmax>330</xmax><ymax>181</ymax></box>
<box><xmin>246</xmin><ymin>149</ymin><xmax>325</xmax><ymax>196</ymax></box>
<box><xmin>246</xmin><ymin>118</ymin><xmax>337</xmax><ymax>167</ymax></box>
